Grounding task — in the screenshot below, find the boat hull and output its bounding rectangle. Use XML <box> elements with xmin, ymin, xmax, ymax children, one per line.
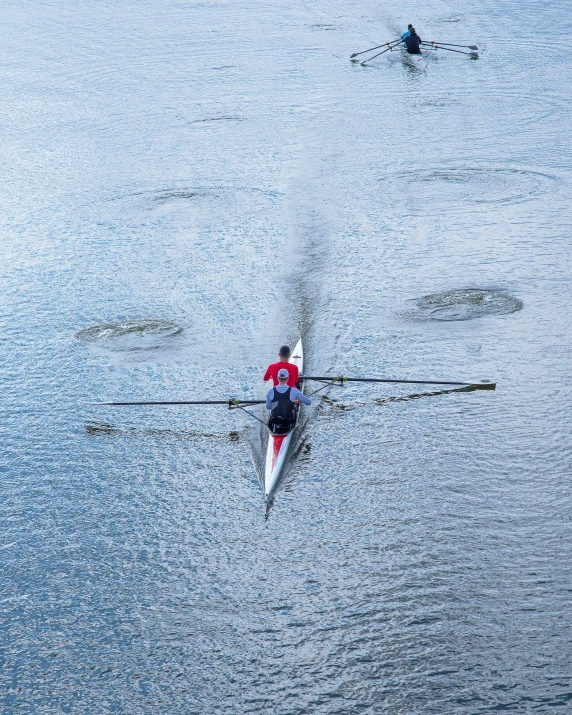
<box><xmin>402</xmin><ymin>49</ymin><xmax>428</xmax><ymax>70</ymax></box>
<box><xmin>264</xmin><ymin>338</ymin><xmax>303</xmax><ymax>501</ymax></box>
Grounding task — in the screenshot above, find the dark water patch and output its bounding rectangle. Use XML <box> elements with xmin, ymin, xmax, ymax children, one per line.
<box><xmin>318</xmin><ymin>395</ymin><xmax>356</xmax><ymax>415</ymax></box>
<box><xmin>85</xmin><ymin>422</ymin><xmax>241</xmax><ymax>441</ymax></box>
<box><xmin>419</xmin><ymin>96</ymin><xmax>460</xmax><ymax>108</ymax></box>
<box><xmin>76</xmin><ymin>319</ymin><xmax>182</xmax><ymax>352</ymax></box>
<box><xmin>403</xmin><ymin>289</ymin><xmax>523</xmax><ymax>322</ymax></box>
<box><xmin>436</xmin><ymin>16</ymin><xmax>464</xmax><ymax>23</ymax></box>
<box><xmin>380</xmin><ymin>168</ymin><xmax>553</xmax><ymax>211</ymax></box>
<box><xmin>189</xmin><ymin>116</ymin><xmax>245</xmax><ymax>124</ymax></box>
<box><xmin>153</xmin><ymin>190</ymin><xmax>211</xmax><ymax>203</ymax></box>
<box><xmin>101</xmin><ymin>185</ymin><xmax>279</xmax><ymax>220</ymax></box>
<box><xmin>311</xmin><ymin>23</ymin><xmax>337</xmax><ymax>30</ymax></box>
<box><xmin>85</xmin><ymin>422</ymin><xmax>118</xmax><ymax>435</ymax></box>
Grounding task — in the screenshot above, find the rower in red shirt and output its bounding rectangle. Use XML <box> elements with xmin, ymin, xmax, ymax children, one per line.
<box><xmin>264</xmin><ymin>345</ymin><xmax>300</xmax><ymax>388</ymax></box>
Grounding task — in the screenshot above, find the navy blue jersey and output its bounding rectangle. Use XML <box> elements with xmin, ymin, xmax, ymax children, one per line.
<box><xmin>405</xmin><ymin>33</ymin><xmax>422</xmax><ymax>54</ymax></box>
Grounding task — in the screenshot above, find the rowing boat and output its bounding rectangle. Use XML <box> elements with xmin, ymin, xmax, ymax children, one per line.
<box><xmin>352</xmin><ymin>35</ymin><xmax>478</xmax><ymax>67</ymax></box>
<box><xmin>91</xmin><ymin>348</ymin><xmax>495</xmax><ymax>504</ymax></box>
<box><xmin>402</xmin><ymin>48</ymin><xmax>428</xmax><ymax>70</ymax></box>
<box><xmin>264</xmin><ymin>337</ymin><xmax>303</xmax><ymax>502</ymax></box>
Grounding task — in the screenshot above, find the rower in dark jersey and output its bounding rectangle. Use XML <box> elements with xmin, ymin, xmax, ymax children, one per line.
<box><xmin>405</xmin><ymin>27</ymin><xmax>422</xmax><ymax>54</ymax></box>
<box><xmin>266</xmin><ymin>368</ymin><xmax>311</xmax><ymax>434</ymax></box>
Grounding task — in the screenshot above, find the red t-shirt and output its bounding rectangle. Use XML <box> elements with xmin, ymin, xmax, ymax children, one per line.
<box><xmin>264</xmin><ymin>361</ymin><xmax>299</xmax><ymax>387</ymax></box>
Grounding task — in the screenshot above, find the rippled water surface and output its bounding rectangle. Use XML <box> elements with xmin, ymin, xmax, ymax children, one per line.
<box><xmin>403</xmin><ymin>289</ymin><xmax>524</xmax><ymax>322</ymax></box>
<box><xmin>2</xmin><ymin>0</ymin><xmax>572</xmax><ymax>713</ymax></box>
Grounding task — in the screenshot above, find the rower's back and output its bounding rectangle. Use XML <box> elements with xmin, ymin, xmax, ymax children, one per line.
<box><xmin>405</xmin><ymin>31</ymin><xmax>422</xmax><ymax>54</ymax></box>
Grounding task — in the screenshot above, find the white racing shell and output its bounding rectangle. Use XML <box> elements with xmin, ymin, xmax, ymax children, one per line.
<box><xmin>402</xmin><ymin>48</ymin><xmax>428</xmax><ymax>70</ymax></box>
<box><xmin>264</xmin><ymin>338</ymin><xmax>303</xmax><ymax>501</ymax></box>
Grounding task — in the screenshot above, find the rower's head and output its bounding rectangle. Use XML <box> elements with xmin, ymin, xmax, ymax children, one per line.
<box><xmin>408</xmin><ymin>24</ymin><xmax>413</xmax><ymax>29</ymax></box>
<box><xmin>278</xmin><ymin>345</ymin><xmax>291</xmax><ymax>359</ymax></box>
<box><xmin>410</xmin><ymin>27</ymin><xmax>417</xmax><ymax>35</ymax></box>
<box><xmin>277</xmin><ymin>368</ymin><xmax>289</xmax><ymax>384</ymax></box>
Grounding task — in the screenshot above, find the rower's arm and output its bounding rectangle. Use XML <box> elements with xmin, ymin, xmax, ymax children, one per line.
<box><xmin>291</xmin><ymin>388</ymin><xmax>312</xmax><ymax>406</ymax></box>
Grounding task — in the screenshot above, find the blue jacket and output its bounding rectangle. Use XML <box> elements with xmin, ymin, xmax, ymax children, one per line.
<box><xmin>401</xmin><ymin>29</ymin><xmax>411</xmax><ymax>46</ymax></box>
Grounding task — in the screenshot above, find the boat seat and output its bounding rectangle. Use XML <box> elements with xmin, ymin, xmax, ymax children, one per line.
<box><xmin>268</xmin><ymin>418</ymin><xmax>295</xmax><ymax>435</ymax></box>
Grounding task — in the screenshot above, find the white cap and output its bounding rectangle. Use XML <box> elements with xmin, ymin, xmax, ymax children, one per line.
<box><xmin>277</xmin><ymin>368</ymin><xmax>289</xmax><ymax>379</ymax></box>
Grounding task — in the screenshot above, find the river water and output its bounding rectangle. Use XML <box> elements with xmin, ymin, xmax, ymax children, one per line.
<box><xmin>1</xmin><ymin>0</ymin><xmax>571</xmax><ymax>712</ymax></box>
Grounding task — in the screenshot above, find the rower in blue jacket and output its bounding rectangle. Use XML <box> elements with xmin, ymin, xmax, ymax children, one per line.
<box><xmin>266</xmin><ymin>368</ymin><xmax>311</xmax><ymax>434</ymax></box>
<box><xmin>405</xmin><ymin>27</ymin><xmax>422</xmax><ymax>54</ymax></box>
<box><xmin>401</xmin><ymin>24</ymin><xmax>413</xmax><ymax>46</ymax></box>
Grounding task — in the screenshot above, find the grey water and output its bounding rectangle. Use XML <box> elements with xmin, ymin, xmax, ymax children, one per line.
<box><xmin>1</xmin><ymin>0</ymin><xmax>571</xmax><ymax>712</ymax></box>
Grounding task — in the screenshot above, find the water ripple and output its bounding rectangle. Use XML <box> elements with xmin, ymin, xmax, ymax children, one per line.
<box><xmin>379</xmin><ymin>168</ymin><xmax>554</xmax><ymax>213</ymax></box>
<box><xmin>402</xmin><ymin>289</ymin><xmax>524</xmax><ymax>322</ymax></box>
<box><xmin>75</xmin><ymin>319</ymin><xmax>182</xmax><ymax>352</ymax></box>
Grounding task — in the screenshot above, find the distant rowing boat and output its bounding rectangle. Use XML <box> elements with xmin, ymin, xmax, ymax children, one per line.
<box><xmin>264</xmin><ymin>338</ymin><xmax>304</xmax><ymax>502</ymax></box>
<box><xmin>352</xmin><ymin>36</ymin><xmax>478</xmax><ymax>67</ymax></box>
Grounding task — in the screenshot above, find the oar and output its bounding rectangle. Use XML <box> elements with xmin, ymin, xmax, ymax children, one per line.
<box><xmin>360</xmin><ymin>43</ymin><xmax>401</xmax><ymax>66</ymax></box>
<box><xmin>90</xmin><ymin>399</ymin><xmax>266</xmax><ymax>406</ymax></box>
<box><xmin>422</xmin><ymin>42</ymin><xmax>478</xmax><ymax>58</ymax></box>
<box><xmin>301</xmin><ymin>376</ymin><xmax>495</xmax><ymax>389</ymax></box>
<box><xmin>350</xmin><ymin>38</ymin><xmax>400</xmax><ymax>60</ymax></box>
<box><xmin>424</xmin><ymin>41</ymin><xmax>478</xmax><ymax>50</ymax></box>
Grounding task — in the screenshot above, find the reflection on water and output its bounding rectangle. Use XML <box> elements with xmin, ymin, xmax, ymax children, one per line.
<box><xmin>375</xmin><ymin>384</ymin><xmax>490</xmax><ymax>404</ymax></box>
<box><xmin>85</xmin><ymin>421</ymin><xmax>242</xmax><ymax>441</ymax></box>
<box><xmin>317</xmin><ymin>384</ymin><xmax>494</xmax><ymax>416</ymax></box>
